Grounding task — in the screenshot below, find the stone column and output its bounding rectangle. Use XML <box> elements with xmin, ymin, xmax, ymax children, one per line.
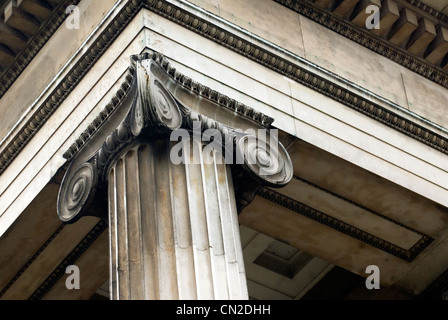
<box><xmin>57</xmin><ymin>51</ymin><xmax>292</xmax><ymax>300</ymax></box>
<box><xmin>108</xmin><ymin>139</ymin><xmax>247</xmax><ymax>299</ymax></box>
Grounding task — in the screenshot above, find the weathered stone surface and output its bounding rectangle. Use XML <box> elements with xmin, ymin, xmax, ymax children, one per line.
<box><xmin>108</xmin><ymin>140</ymin><xmax>248</xmax><ymax>299</ymax></box>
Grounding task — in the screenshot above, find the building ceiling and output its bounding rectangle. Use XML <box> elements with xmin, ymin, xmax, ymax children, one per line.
<box><xmin>240</xmin><ymin>225</ymin><xmax>335</xmax><ymax>300</ymax></box>
<box><xmin>238</xmin><ymin>135</ymin><xmax>448</xmax><ymax>299</ymax></box>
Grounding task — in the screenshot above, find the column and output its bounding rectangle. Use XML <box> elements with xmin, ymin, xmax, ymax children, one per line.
<box><xmin>57</xmin><ymin>52</ymin><xmax>292</xmax><ymax>301</ymax></box>
<box><xmin>108</xmin><ymin>139</ymin><xmax>248</xmax><ymax>300</ymax></box>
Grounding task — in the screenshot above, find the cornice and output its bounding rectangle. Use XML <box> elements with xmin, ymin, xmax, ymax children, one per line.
<box><xmin>1</xmin><ymin>0</ymin><xmax>447</xmax><ymax>178</ymax></box>
<box><xmin>257</xmin><ymin>184</ymin><xmax>434</xmax><ymax>262</ymax></box>
<box><xmin>105</xmin><ymin>2</ymin><xmax>448</xmax><ymax>154</ymax></box>
<box><xmin>274</xmin><ymin>0</ymin><xmax>448</xmax><ymax>88</ymax></box>
<box><xmin>0</xmin><ymin>0</ymin><xmax>82</xmax><ymax>99</ymax></box>
<box><xmin>0</xmin><ymin>223</ymin><xmax>65</xmax><ymax>298</ymax></box>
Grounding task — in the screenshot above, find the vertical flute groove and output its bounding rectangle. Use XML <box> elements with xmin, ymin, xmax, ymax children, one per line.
<box><xmin>139</xmin><ymin>144</ymin><xmax>159</xmax><ymax>300</ymax></box>
<box><xmin>108</xmin><ymin>167</ymin><xmax>117</xmax><ymax>300</ymax></box>
<box><xmin>186</xmin><ymin>139</ymin><xmax>214</xmax><ymax>299</ymax></box>
<box><xmin>125</xmin><ymin>149</ymin><xmax>144</xmax><ymax>299</ymax></box>
<box><xmin>215</xmin><ymin>157</ymin><xmax>235</xmax><ymax>299</ymax></box>
<box><xmin>154</xmin><ymin>140</ymin><xmax>179</xmax><ymax>299</ymax></box>
<box><xmin>116</xmin><ymin>158</ymin><xmax>130</xmax><ymax>299</ymax></box>
<box><xmin>170</xmin><ymin>141</ymin><xmax>197</xmax><ymax>299</ymax></box>
<box><xmin>203</xmin><ymin>152</ymin><xmax>229</xmax><ymax>299</ymax></box>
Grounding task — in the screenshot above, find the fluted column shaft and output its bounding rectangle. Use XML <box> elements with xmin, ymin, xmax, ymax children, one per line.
<box><xmin>108</xmin><ymin>138</ymin><xmax>248</xmax><ymax>300</ymax></box>
<box><xmin>57</xmin><ymin>53</ymin><xmax>292</xmax><ymax>300</ymax></box>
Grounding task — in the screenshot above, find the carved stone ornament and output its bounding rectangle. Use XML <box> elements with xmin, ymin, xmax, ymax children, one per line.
<box><xmin>57</xmin><ymin>50</ymin><xmax>293</xmax><ymax>224</ymax></box>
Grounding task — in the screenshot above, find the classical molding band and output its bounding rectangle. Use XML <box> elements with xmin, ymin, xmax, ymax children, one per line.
<box><xmin>274</xmin><ymin>0</ymin><xmax>448</xmax><ymax>87</ymax></box>
<box><xmin>57</xmin><ymin>52</ymin><xmax>293</xmax><ymax>224</ymax></box>
<box><xmin>257</xmin><ymin>186</ymin><xmax>434</xmax><ymax>262</ymax></box>
<box><xmin>2</xmin><ymin>0</ymin><xmax>447</xmax><ymax>179</ymax></box>
<box><xmin>0</xmin><ymin>0</ymin><xmax>82</xmax><ymax>99</ymax></box>
<box><xmin>28</xmin><ymin>220</ymin><xmax>107</xmax><ymax>300</ymax></box>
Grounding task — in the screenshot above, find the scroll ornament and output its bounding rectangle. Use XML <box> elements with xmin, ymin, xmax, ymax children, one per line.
<box><xmin>58</xmin><ymin>52</ymin><xmax>293</xmax><ymax>223</ymax></box>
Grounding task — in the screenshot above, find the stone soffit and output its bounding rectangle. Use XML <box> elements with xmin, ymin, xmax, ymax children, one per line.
<box><xmin>1</xmin><ymin>0</ymin><xmax>448</xmax><ymax>178</ymax></box>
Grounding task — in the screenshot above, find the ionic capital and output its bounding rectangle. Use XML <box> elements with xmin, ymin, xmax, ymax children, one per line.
<box><xmin>57</xmin><ymin>51</ymin><xmax>293</xmax><ymax>223</ymax></box>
